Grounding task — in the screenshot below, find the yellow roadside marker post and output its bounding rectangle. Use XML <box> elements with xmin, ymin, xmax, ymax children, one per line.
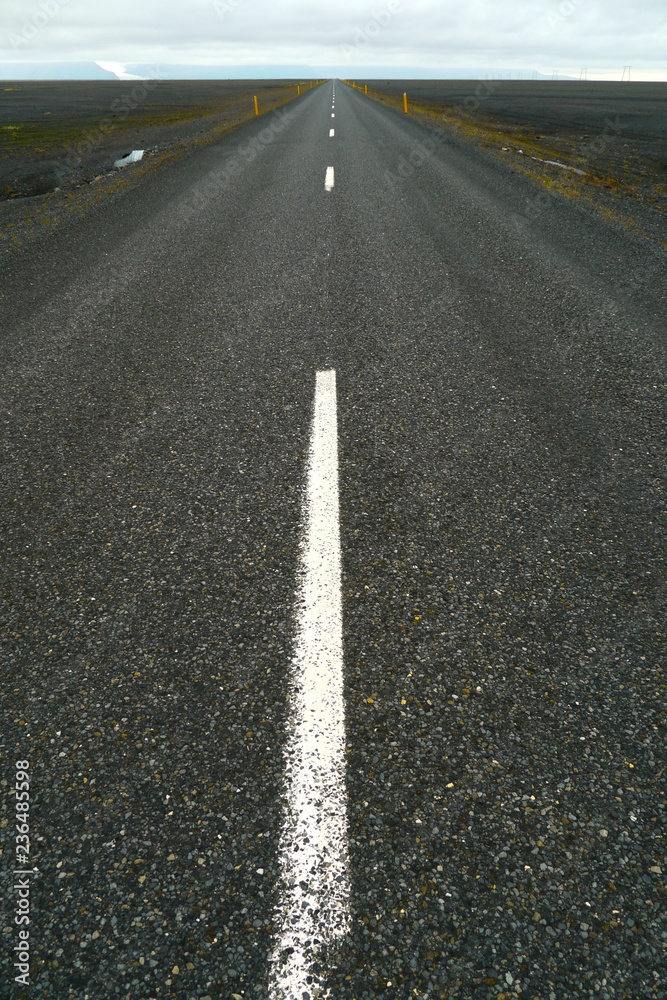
<box><xmin>297</xmin><ymin>84</ymin><xmax>300</xmax><ymax>95</ymax></box>
<box><xmin>403</xmin><ymin>92</ymin><xmax>408</xmax><ymax>113</ymax></box>
<box><xmin>365</xmin><ymin>85</ymin><xmax>368</xmax><ymax>94</ymax></box>
<box><xmin>254</xmin><ymin>95</ymin><xmax>259</xmax><ymax>115</ymax></box>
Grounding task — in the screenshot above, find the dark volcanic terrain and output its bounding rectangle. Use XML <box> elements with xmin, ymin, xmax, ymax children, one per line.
<box><xmin>355</xmin><ymin>80</ymin><xmax>667</xmax><ymax>141</ymax></box>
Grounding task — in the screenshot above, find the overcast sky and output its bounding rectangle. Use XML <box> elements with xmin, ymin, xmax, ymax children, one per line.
<box><xmin>3</xmin><ymin>0</ymin><xmax>667</xmax><ymax>80</ymax></box>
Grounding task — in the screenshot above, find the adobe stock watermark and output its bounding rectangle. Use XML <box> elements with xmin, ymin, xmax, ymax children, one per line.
<box><xmin>353</xmin><ymin>125</ymin><xmax>451</xmax><ymax>220</ymax></box>
<box><xmin>522</xmin><ymin>187</ymin><xmax>555</xmax><ymax>221</ymax></box>
<box><xmin>522</xmin><ymin>114</ymin><xmax>626</xmax><ymax>220</ymax></box>
<box><xmin>545</xmin><ymin>0</ymin><xmax>586</xmax><ymax>28</ymax></box>
<box><xmin>459</xmin><ymin>79</ymin><xmax>499</xmax><ymax>113</ymax></box>
<box><xmin>9</xmin><ymin>0</ymin><xmax>72</xmax><ymax>49</ymax></box>
<box><xmin>13</xmin><ymin>759</ymin><xmax>34</xmax><ymax>987</ymax></box>
<box><xmin>359</xmin><ymin>78</ymin><xmax>500</xmax><ymax>210</ymax></box>
<box><xmin>213</xmin><ymin>0</ymin><xmax>246</xmax><ymax>19</ymax></box>
<box><xmin>179</xmin><ymin>103</ymin><xmax>297</xmax><ymax>220</ymax></box>
<box><xmin>579</xmin><ymin>115</ymin><xmax>624</xmax><ymax>156</ymax></box>
<box><xmin>340</xmin><ymin>1</ymin><xmax>402</xmax><ymax>63</ymax></box>
<box><xmin>382</xmin><ymin>132</ymin><xmax>446</xmax><ymax>188</ymax></box>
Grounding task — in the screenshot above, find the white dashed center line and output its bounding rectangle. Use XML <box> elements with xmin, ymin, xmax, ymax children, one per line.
<box><xmin>268</xmin><ymin>369</ymin><xmax>350</xmax><ymax>1000</ymax></box>
<box><xmin>329</xmin><ymin>128</ymin><xmax>335</xmax><ymax>137</ymax></box>
<box><xmin>331</xmin><ymin>112</ymin><xmax>335</xmax><ymax>117</ymax></box>
<box><xmin>324</xmin><ymin>166</ymin><xmax>335</xmax><ymax>191</ymax></box>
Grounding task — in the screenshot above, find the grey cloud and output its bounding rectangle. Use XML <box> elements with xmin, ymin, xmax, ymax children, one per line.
<box><xmin>2</xmin><ymin>0</ymin><xmax>666</xmax><ymax>77</ymax></box>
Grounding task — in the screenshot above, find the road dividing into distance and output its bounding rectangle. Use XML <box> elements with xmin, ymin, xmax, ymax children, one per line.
<box><xmin>268</xmin><ymin>370</ymin><xmax>350</xmax><ymax>1000</ymax></box>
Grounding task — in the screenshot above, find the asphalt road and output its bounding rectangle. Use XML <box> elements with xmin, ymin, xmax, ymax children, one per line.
<box><xmin>1</xmin><ymin>79</ymin><xmax>665</xmax><ymax>1000</ymax></box>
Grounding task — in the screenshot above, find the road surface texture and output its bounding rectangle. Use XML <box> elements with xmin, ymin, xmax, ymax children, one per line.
<box><xmin>1</xmin><ymin>79</ymin><xmax>665</xmax><ymax>1000</ymax></box>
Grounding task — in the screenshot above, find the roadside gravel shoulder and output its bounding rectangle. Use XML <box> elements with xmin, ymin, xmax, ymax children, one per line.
<box><xmin>0</xmin><ymin>84</ymin><xmax>303</xmax><ymax>261</ymax></box>
<box><xmin>363</xmin><ymin>84</ymin><xmax>667</xmax><ymax>254</ymax></box>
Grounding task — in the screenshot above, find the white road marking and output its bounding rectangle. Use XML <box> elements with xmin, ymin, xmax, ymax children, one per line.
<box><xmin>268</xmin><ymin>370</ymin><xmax>350</xmax><ymax>1000</ymax></box>
<box><xmin>331</xmin><ymin>112</ymin><xmax>335</xmax><ymax>117</ymax></box>
<box><xmin>324</xmin><ymin>166</ymin><xmax>335</xmax><ymax>191</ymax></box>
<box><xmin>329</xmin><ymin>128</ymin><xmax>335</xmax><ymax>137</ymax></box>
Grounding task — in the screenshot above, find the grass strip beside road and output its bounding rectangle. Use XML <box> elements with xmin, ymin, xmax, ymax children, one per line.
<box><xmin>361</xmin><ymin>83</ymin><xmax>667</xmax><ymax>251</ymax></box>
<box><xmin>0</xmin><ymin>81</ymin><xmax>308</xmax><ymax>166</ymax></box>
<box><xmin>0</xmin><ymin>81</ymin><xmax>315</xmax><ymax>255</ymax></box>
